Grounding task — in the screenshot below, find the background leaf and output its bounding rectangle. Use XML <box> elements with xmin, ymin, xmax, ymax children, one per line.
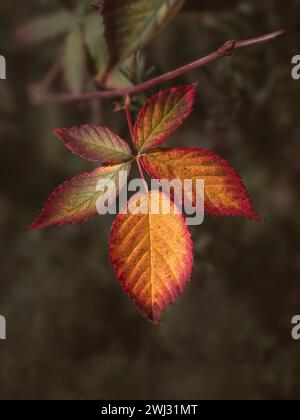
<box><xmin>83</xmin><ymin>12</ymin><xmax>108</xmax><ymax>80</ymax></box>
<box><xmin>102</xmin><ymin>0</ymin><xmax>186</xmax><ymax>74</ymax></box>
<box><xmin>53</xmin><ymin>125</ymin><xmax>132</xmax><ymax>163</ymax></box>
<box><xmin>63</xmin><ymin>24</ymin><xmax>86</xmax><ymax>93</ymax></box>
<box><xmin>141</xmin><ymin>148</ymin><xmax>262</xmax><ymax>221</ymax></box>
<box><xmin>134</xmin><ymin>85</ymin><xmax>196</xmax><ymax>153</ymax></box>
<box><xmin>103</xmin><ymin>59</ymin><xmax>135</xmax><ymax>90</ymax></box>
<box><xmin>83</xmin><ymin>12</ymin><xmax>134</xmax><ymax>89</ymax></box>
<box><xmin>28</xmin><ymin>163</ymin><xmax>131</xmax><ymax>230</ymax></box>
<box><xmin>16</xmin><ymin>10</ymin><xmax>76</xmax><ymax>45</ymax></box>
<box><xmin>110</xmin><ymin>190</ymin><xmax>194</xmax><ymax>324</ymax></box>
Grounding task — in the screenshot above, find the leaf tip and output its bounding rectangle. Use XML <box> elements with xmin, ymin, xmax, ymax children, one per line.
<box><xmin>26</xmin><ymin>222</ymin><xmax>39</xmax><ymax>232</ymax></box>
<box><xmin>250</xmin><ymin>212</ymin><xmax>264</xmax><ymax>222</ymax></box>
<box><xmin>51</xmin><ymin>127</ymin><xmax>64</xmax><ymax>138</ymax></box>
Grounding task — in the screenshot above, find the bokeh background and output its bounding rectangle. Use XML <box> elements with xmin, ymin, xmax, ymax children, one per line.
<box><xmin>1</xmin><ymin>0</ymin><xmax>300</xmax><ymax>400</ymax></box>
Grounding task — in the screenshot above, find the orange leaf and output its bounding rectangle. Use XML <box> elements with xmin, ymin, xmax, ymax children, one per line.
<box><xmin>110</xmin><ymin>190</ymin><xmax>194</xmax><ymax>324</ymax></box>
<box><xmin>133</xmin><ymin>85</ymin><xmax>196</xmax><ymax>153</ymax></box>
<box><xmin>140</xmin><ymin>148</ymin><xmax>262</xmax><ymax>221</ymax></box>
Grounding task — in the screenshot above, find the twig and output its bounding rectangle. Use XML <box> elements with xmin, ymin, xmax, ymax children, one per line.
<box><xmin>32</xmin><ymin>25</ymin><xmax>300</xmax><ymax>105</ymax></box>
<box><xmin>29</xmin><ymin>56</ymin><xmax>62</xmax><ymax>103</ymax></box>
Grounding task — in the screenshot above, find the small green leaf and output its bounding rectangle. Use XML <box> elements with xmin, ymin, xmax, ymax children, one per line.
<box><xmin>104</xmin><ymin>58</ymin><xmax>134</xmax><ymax>90</ymax></box>
<box><xmin>63</xmin><ymin>24</ymin><xmax>86</xmax><ymax>93</ymax></box>
<box><xmin>16</xmin><ymin>11</ymin><xmax>76</xmax><ymax>45</ymax></box>
<box><xmin>83</xmin><ymin>13</ymin><xmax>108</xmax><ymax>80</ymax></box>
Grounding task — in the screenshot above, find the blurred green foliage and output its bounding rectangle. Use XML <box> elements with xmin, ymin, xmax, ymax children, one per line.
<box><xmin>0</xmin><ymin>0</ymin><xmax>300</xmax><ymax>400</ymax></box>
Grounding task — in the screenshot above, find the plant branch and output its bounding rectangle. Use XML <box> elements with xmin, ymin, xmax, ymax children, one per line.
<box><xmin>29</xmin><ymin>55</ymin><xmax>62</xmax><ymax>103</ymax></box>
<box><xmin>32</xmin><ymin>25</ymin><xmax>300</xmax><ymax>105</ymax></box>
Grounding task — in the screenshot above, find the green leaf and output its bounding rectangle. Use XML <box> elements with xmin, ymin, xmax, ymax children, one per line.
<box><xmin>63</xmin><ymin>24</ymin><xmax>86</xmax><ymax>93</ymax></box>
<box><xmin>16</xmin><ymin>10</ymin><xmax>76</xmax><ymax>45</ymax></box>
<box><xmin>104</xmin><ymin>58</ymin><xmax>134</xmax><ymax>90</ymax></box>
<box><xmin>83</xmin><ymin>13</ymin><xmax>108</xmax><ymax>80</ymax></box>
<box><xmin>83</xmin><ymin>12</ymin><xmax>133</xmax><ymax>89</ymax></box>
<box><xmin>102</xmin><ymin>0</ymin><xmax>185</xmax><ymax>73</ymax></box>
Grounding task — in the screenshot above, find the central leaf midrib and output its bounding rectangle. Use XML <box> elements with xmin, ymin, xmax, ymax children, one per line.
<box><xmin>147</xmin><ymin>193</ymin><xmax>155</xmax><ymax>319</ymax></box>
<box><xmin>61</xmin><ymin>164</ymin><xmax>125</xmax><ymax>217</ymax></box>
<box><xmin>84</xmin><ymin>141</ymin><xmax>130</xmax><ymax>157</ymax></box>
<box><xmin>141</xmin><ymin>94</ymin><xmax>186</xmax><ymax>149</ymax></box>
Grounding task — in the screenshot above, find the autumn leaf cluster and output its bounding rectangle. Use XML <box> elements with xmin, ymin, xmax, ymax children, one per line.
<box><xmin>28</xmin><ymin>85</ymin><xmax>261</xmax><ymax>323</ymax></box>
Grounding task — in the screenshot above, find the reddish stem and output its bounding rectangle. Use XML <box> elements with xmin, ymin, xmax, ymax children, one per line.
<box><xmin>29</xmin><ymin>56</ymin><xmax>62</xmax><ymax>103</ymax></box>
<box><xmin>125</xmin><ymin>96</ymin><xmax>135</xmax><ymax>143</ymax></box>
<box><xmin>137</xmin><ymin>157</ymin><xmax>147</xmax><ymax>184</ymax></box>
<box><xmin>31</xmin><ymin>25</ymin><xmax>300</xmax><ymax>105</ymax></box>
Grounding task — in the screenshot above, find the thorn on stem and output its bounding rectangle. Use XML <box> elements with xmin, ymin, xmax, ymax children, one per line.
<box><xmin>217</xmin><ymin>40</ymin><xmax>236</xmax><ymax>57</ymax></box>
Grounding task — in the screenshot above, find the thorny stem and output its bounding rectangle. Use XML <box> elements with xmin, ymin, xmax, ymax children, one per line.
<box><xmin>31</xmin><ymin>25</ymin><xmax>300</xmax><ymax>105</ymax></box>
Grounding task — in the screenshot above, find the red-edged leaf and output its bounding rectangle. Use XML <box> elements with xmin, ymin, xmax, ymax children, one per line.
<box><xmin>110</xmin><ymin>190</ymin><xmax>193</xmax><ymax>324</ymax></box>
<box><xmin>53</xmin><ymin>125</ymin><xmax>132</xmax><ymax>163</ymax></box>
<box><xmin>27</xmin><ymin>162</ymin><xmax>131</xmax><ymax>230</ymax></box>
<box><xmin>133</xmin><ymin>85</ymin><xmax>196</xmax><ymax>153</ymax></box>
<box><xmin>140</xmin><ymin>148</ymin><xmax>262</xmax><ymax>221</ymax></box>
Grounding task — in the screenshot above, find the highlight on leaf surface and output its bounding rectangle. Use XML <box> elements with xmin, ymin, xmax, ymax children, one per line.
<box><xmin>134</xmin><ymin>85</ymin><xmax>196</xmax><ymax>153</ymax></box>
<box><xmin>27</xmin><ymin>162</ymin><xmax>131</xmax><ymax>230</ymax></box>
<box><xmin>140</xmin><ymin>148</ymin><xmax>262</xmax><ymax>221</ymax></box>
<box><xmin>109</xmin><ymin>190</ymin><xmax>194</xmax><ymax>324</ymax></box>
<box><xmin>53</xmin><ymin>125</ymin><xmax>132</xmax><ymax>163</ymax></box>
<box><xmin>101</xmin><ymin>0</ymin><xmax>185</xmax><ymax>73</ymax></box>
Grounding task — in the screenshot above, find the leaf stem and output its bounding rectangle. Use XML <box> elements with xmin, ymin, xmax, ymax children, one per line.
<box><xmin>137</xmin><ymin>157</ymin><xmax>147</xmax><ymax>184</ymax></box>
<box><xmin>125</xmin><ymin>95</ymin><xmax>135</xmax><ymax>143</ymax></box>
<box><xmin>31</xmin><ymin>24</ymin><xmax>300</xmax><ymax>104</ymax></box>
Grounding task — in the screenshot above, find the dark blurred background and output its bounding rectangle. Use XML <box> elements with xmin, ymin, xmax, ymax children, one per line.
<box><xmin>0</xmin><ymin>0</ymin><xmax>300</xmax><ymax>400</ymax></box>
